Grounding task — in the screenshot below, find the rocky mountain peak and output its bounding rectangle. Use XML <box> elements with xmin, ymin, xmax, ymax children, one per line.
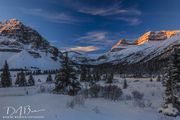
<box><xmin>135</xmin><ymin>30</ymin><xmax>180</xmax><ymax>45</ymax></box>
<box><xmin>111</xmin><ymin>38</ymin><xmax>136</xmax><ymax>51</ymax></box>
<box><xmin>0</xmin><ymin>18</ymin><xmax>50</xmax><ymax>48</ymax></box>
<box><xmin>111</xmin><ymin>38</ymin><xmax>127</xmax><ymax>50</ymax></box>
<box><xmin>0</xmin><ymin>18</ymin><xmax>59</xmax><ymax>59</ymax></box>
<box><xmin>5</xmin><ymin>18</ymin><xmax>22</xmax><ymax>27</ymax></box>
<box><xmin>135</xmin><ymin>31</ymin><xmax>151</xmax><ymax>45</ymax></box>
<box><xmin>0</xmin><ymin>19</ymin><xmax>23</xmax><ymax>33</ymax></box>
<box><xmin>110</xmin><ymin>30</ymin><xmax>180</xmax><ymax>53</ymax></box>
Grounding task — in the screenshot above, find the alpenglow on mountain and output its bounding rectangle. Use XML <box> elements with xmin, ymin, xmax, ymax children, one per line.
<box><xmin>96</xmin><ymin>30</ymin><xmax>180</xmax><ymax>73</ymax></box>
<box><xmin>0</xmin><ymin>19</ymin><xmax>60</xmax><ymax>70</ymax></box>
<box><xmin>1</xmin><ymin>18</ymin><xmax>180</xmax><ymax>73</ymax></box>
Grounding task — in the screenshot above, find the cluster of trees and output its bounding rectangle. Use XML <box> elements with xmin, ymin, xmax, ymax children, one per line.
<box><xmin>15</xmin><ymin>72</ymin><xmax>53</xmax><ymax>87</ymax></box>
<box><xmin>25</xmin><ymin>69</ymin><xmax>58</xmax><ymax>76</ymax></box>
<box><xmin>80</xmin><ymin>66</ymin><xmax>100</xmax><ymax>84</ymax></box>
<box><xmin>15</xmin><ymin>72</ymin><xmax>35</xmax><ymax>87</ymax></box>
<box><xmin>0</xmin><ymin>60</ymin><xmax>54</xmax><ymax>87</ymax></box>
<box><xmin>80</xmin><ymin>65</ymin><xmax>116</xmax><ymax>84</ymax></box>
<box><xmin>0</xmin><ymin>61</ymin><xmax>35</xmax><ymax>87</ymax></box>
<box><xmin>163</xmin><ymin>47</ymin><xmax>180</xmax><ymax>112</ymax></box>
<box><xmin>95</xmin><ymin>58</ymin><xmax>167</xmax><ymax>78</ymax></box>
<box><xmin>82</xmin><ymin>84</ymin><xmax>123</xmax><ymax>101</ymax></box>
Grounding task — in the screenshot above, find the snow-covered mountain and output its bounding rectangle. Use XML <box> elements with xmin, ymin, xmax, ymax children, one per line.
<box><xmin>97</xmin><ymin>30</ymin><xmax>180</xmax><ymax>65</ymax></box>
<box><xmin>0</xmin><ymin>19</ymin><xmax>60</xmax><ymax>70</ymax></box>
<box><xmin>1</xmin><ymin>18</ymin><xmax>180</xmax><ymax>71</ymax></box>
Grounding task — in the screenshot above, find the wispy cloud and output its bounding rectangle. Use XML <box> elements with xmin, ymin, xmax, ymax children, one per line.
<box><xmin>70</xmin><ymin>46</ymin><xmax>99</xmax><ymax>52</ymax></box>
<box><xmin>76</xmin><ymin>31</ymin><xmax>113</xmax><ymax>45</ymax></box>
<box><xmin>76</xmin><ymin>1</ymin><xmax>142</xmax><ymax>25</ymax></box>
<box><xmin>73</xmin><ymin>31</ymin><xmax>117</xmax><ymax>53</ymax></box>
<box><xmin>21</xmin><ymin>8</ymin><xmax>83</xmax><ymax>24</ymax></box>
<box><xmin>115</xmin><ymin>17</ymin><xmax>142</xmax><ymax>25</ymax></box>
<box><xmin>78</xmin><ymin>6</ymin><xmax>141</xmax><ymax>16</ymax></box>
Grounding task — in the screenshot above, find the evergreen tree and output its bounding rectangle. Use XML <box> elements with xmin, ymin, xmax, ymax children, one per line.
<box><xmin>161</xmin><ymin>73</ymin><xmax>166</xmax><ymax>86</ymax></box>
<box><xmin>103</xmin><ymin>73</ymin><xmax>108</xmax><ymax>81</ymax></box>
<box><xmin>54</xmin><ymin>52</ymin><xmax>81</xmax><ymax>96</ymax></box>
<box><xmin>106</xmin><ymin>73</ymin><xmax>113</xmax><ymax>84</ymax></box>
<box><xmin>164</xmin><ymin>47</ymin><xmax>180</xmax><ymax>108</ymax></box>
<box><xmin>1</xmin><ymin>61</ymin><xmax>12</xmax><ymax>87</ymax></box>
<box><xmin>28</xmin><ymin>73</ymin><xmax>35</xmax><ymax>86</ymax></box>
<box><xmin>46</xmin><ymin>74</ymin><xmax>53</xmax><ymax>83</ymax></box>
<box><xmin>15</xmin><ymin>73</ymin><xmax>20</xmax><ymax>85</ymax></box>
<box><xmin>93</xmin><ymin>71</ymin><xmax>101</xmax><ymax>82</ymax></box>
<box><xmin>123</xmin><ymin>77</ymin><xmax>128</xmax><ymax>89</ymax></box>
<box><xmin>86</xmin><ymin>68</ymin><xmax>92</xmax><ymax>82</ymax></box>
<box><xmin>15</xmin><ymin>71</ymin><xmax>27</xmax><ymax>87</ymax></box>
<box><xmin>80</xmin><ymin>65</ymin><xmax>87</xmax><ymax>82</ymax></box>
<box><xmin>86</xmin><ymin>69</ymin><xmax>95</xmax><ymax>86</ymax></box>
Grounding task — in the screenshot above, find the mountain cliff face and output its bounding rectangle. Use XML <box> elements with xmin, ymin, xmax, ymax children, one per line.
<box><xmin>0</xmin><ymin>19</ymin><xmax>60</xmax><ymax>70</ymax></box>
<box><xmin>111</xmin><ymin>39</ymin><xmax>135</xmax><ymax>52</ymax></box>
<box><xmin>135</xmin><ymin>30</ymin><xmax>180</xmax><ymax>45</ymax></box>
<box><xmin>97</xmin><ymin>30</ymin><xmax>180</xmax><ymax>67</ymax></box>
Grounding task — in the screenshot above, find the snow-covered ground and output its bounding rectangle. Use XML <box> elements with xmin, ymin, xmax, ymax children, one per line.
<box><xmin>0</xmin><ymin>75</ymin><xmax>179</xmax><ymax>120</ymax></box>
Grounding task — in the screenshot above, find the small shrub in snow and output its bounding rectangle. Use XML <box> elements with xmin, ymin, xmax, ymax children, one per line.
<box><xmin>89</xmin><ymin>84</ymin><xmax>101</xmax><ymax>98</ymax></box>
<box><xmin>133</xmin><ymin>99</ymin><xmax>152</xmax><ymax>108</ymax></box>
<box><xmin>134</xmin><ymin>100</ymin><xmax>145</xmax><ymax>108</ymax></box>
<box><xmin>38</xmin><ymin>79</ymin><xmax>41</xmax><ymax>82</ymax></box>
<box><xmin>80</xmin><ymin>88</ymin><xmax>89</xmax><ymax>98</ymax></box>
<box><xmin>145</xmin><ymin>100</ymin><xmax>152</xmax><ymax>107</ymax></box>
<box><xmin>39</xmin><ymin>85</ymin><xmax>46</xmax><ymax>93</ymax></box>
<box><xmin>73</xmin><ymin>95</ymin><xmax>85</xmax><ymax>106</ymax></box>
<box><xmin>123</xmin><ymin>95</ymin><xmax>132</xmax><ymax>101</ymax></box>
<box><xmin>157</xmin><ymin>115</ymin><xmax>175</xmax><ymax>120</ymax></box>
<box><xmin>132</xmin><ymin>90</ymin><xmax>144</xmax><ymax>100</ymax></box>
<box><xmin>150</xmin><ymin>78</ymin><xmax>153</xmax><ymax>82</ymax></box>
<box><xmin>66</xmin><ymin>100</ymin><xmax>75</xmax><ymax>109</ymax></box>
<box><xmin>66</xmin><ymin>95</ymin><xmax>86</xmax><ymax>109</ymax></box>
<box><xmin>131</xmin><ymin>90</ymin><xmax>146</xmax><ymax>108</ymax></box>
<box><xmin>158</xmin><ymin>104</ymin><xmax>178</xmax><ymax>117</ymax></box>
<box><xmin>87</xmin><ymin>84</ymin><xmax>123</xmax><ymax>101</ymax></box>
<box><xmin>92</xmin><ymin>106</ymin><xmax>100</xmax><ymax>114</ymax></box>
<box><xmin>103</xmin><ymin>85</ymin><xmax>123</xmax><ymax>101</ymax></box>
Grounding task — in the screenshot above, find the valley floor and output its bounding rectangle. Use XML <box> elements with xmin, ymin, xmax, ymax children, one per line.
<box><xmin>0</xmin><ymin>76</ymin><xmax>179</xmax><ymax>120</ymax></box>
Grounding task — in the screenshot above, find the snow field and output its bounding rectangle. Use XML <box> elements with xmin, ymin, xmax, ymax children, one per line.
<box><xmin>0</xmin><ymin>75</ymin><xmax>179</xmax><ymax>120</ymax></box>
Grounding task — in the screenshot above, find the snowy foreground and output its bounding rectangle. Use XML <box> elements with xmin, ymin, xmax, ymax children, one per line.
<box><xmin>0</xmin><ymin>76</ymin><xmax>180</xmax><ymax>120</ymax></box>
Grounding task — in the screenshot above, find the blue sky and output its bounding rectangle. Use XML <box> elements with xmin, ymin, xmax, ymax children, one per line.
<box><xmin>0</xmin><ymin>0</ymin><xmax>180</xmax><ymax>54</ymax></box>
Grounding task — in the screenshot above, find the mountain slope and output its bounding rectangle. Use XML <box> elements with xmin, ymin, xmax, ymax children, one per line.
<box><xmin>0</xmin><ymin>19</ymin><xmax>60</xmax><ymax>70</ymax></box>
<box><xmin>97</xmin><ymin>30</ymin><xmax>180</xmax><ymax>65</ymax></box>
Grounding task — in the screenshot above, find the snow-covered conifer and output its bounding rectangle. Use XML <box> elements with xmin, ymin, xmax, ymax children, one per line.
<box><xmin>1</xmin><ymin>60</ymin><xmax>12</xmax><ymax>87</ymax></box>
<box><xmin>55</xmin><ymin>52</ymin><xmax>81</xmax><ymax>96</ymax></box>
